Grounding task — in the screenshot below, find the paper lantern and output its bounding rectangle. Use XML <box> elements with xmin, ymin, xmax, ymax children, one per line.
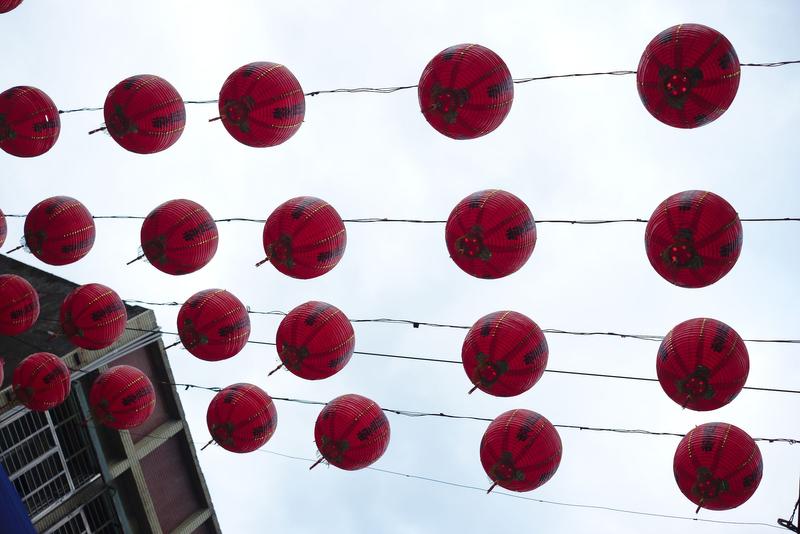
<box><xmin>218</xmin><ymin>62</ymin><xmax>305</xmax><ymax>147</ymax></box>
<box><xmin>89</xmin><ymin>365</ymin><xmax>155</xmax><ymax>429</ymax></box>
<box><xmin>0</xmin><ymin>208</ymin><xmax>6</xmax><ymax>247</ymax></box>
<box><xmin>207</xmin><ymin>383</ymin><xmax>277</xmax><ymax>453</ymax></box>
<box><xmin>462</xmin><ymin>311</ymin><xmax>548</xmax><ymax>397</ymax></box>
<box><xmin>0</xmin><ymin>86</ymin><xmax>60</xmax><ymax>157</ymax></box>
<box><xmin>60</xmin><ymin>283</ymin><xmax>127</xmax><ymax>350</ymax></box>
<box><xmin>657</xmin><ymin>318</ymin><xmax>749</xmax><ymax>411</ymax></box>
<box><xmin>445</xmin><ymin>189</ymin><xmax>535</xmax><ymax>279</ymax></box>
<box><xmin>313</xmin><ymin>394</ymin><xmax>390</xmax><ymax>470</ymax></box>
<box><xmin>24</xmin><ymin>196</ymin><xmax>95</xmax><ymax>265</ymax></box>
<box><xmin>140</xmin><ymin>199</ymin><xmax>218</xmax><ymax>275</ymax></box>
<box><xmin>480</xmin><ymin>409</ymin><xmax>562</xmax><ymax>492</ymax></box>
<box><xmin>674</xmin><ymin>422</ymin><xmax>762</xmax><ymax>511</ymax></box>
<box><xmin>12</xmin><ymin>352</ymin><xmax>70</xmax><ymax>411</ymax></box>
<box><xmin>0</xmin><ymin>274</ymin><xmax>40</xmax><ymax>335</ymax></box>
<box><xmin>275</xmin><ymin>301</ymin><xmax>354</xmax><ymax>380</ymax></box>
<box><xmin>103</xmin><ymin>75</ymin><xmax>185</xmax><ymax>154</ymax></box>
<box><xmin>177</xmin><ymin>289</ymin><xmax>250</xmax><ymax>361</ymax></box>
<box><xmin>638</xmin><ymin>24</ymin><xmax>740</xmax><ymax>129</ymax></box>
<box><xmin>645</xmin><ymin>190</ymin><xmax>742</xmax><ymax>288</ymax></box>
<box><xmin>0</xmin><ymin>1</ymin><xmax>23</xmax><ymax>13</ymax></box>
<box><xmin>261</xmin><ymin>196</ymin><xmax>346</xmax><ymax>279</ymax></box>
<box><xmin>419</xmin><ymin>44</ymin><xmax>513</xmax><ymax>139</ymax></box>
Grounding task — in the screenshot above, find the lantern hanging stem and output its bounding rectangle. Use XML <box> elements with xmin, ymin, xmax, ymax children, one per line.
<box><xmin>486</xmin><ymin>482</ymin><xmax>498</xmax><ymax>494</ymax></box>
<box><xmin>126</xmin><ymin>253</ymin><xmax>145</xmax><ymax>266</ymax></box>
<box><xmin>309</xmin><ymin>457</ymin><xmax>324</xmax><ymax>470</ymax></box>
<box><xmin>267</xmin><ymin>363</ymin><xmax>283</xmax><ymax>377</ymax></box>
<box><xmin>5</xmin><ymin>245</ymin><xmax>23</xmax><ymax>254</ymax></box>
<box><xmin>88</xmin><ymin>126</ymin><xmax>107</xmax><ymax>135</ymax></box>
<box><xmin>200</xmin><ymin>439</ymin><xmax>215</xmax><ymax>451</ymax></box>
<box><xmin>208</xmin><ymin>116</ymin><xmax>222</xmax><ymax>122</ymax></box>
<box><xmin>163</xmin><ymin>340</ymin><xmax>182</xmax><ymax>350</ymax></box>
<box><xmin>255</xmin><ymin>257</ymin><xmax>269</xmax><ymax>267</ymax></box>
<box><xmin>468</xmin><ymin>384</ymin><xmax>479</xmax><ymax>395</ymax></box>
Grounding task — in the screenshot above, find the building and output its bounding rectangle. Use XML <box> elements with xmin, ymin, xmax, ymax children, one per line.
<box><xmin>0</xmin><ymin>255</ymin><xmax>222</xmax><ymax>534</ymax></box>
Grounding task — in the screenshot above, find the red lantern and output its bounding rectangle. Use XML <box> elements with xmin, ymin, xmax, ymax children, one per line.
<box><xmin>0</xmin><ymin>208</ymin><xmax>6</xmax><ymax>247</ymax></box>
<box><xmin>275</xmin><ymin>301</ymin><xmax>355</xmax><ymax>380</ymax></box>
<box><xmin>12</xmin><ymin>352</ymin><xmax>70</xmax><ymax>411</ymax></box>
<box><xmin>0</xmin><ymin>274</ymin><xmax>40</xmax><ymax>335</ymax></box>
<box><xmin>462</xmin><ymin>311</ymin><xmax>548</xmax><ymax>397</ymax></box>
<box><xmin>177</xmin><ymin>289</ymin><xmax>250</xmax><ymax>361</ymax></box>
<box><xmin>645</xmin><ymin>190</ymin><xmax>742</xmax><ymax>288</ymax></box>
<box><xmin>0</xmin><ymin>86</ymin><xmax>60</xmax><ymax>157</ymax></box>
<box><xmin>103</xmin><ymin>75</ymin><xmax>185</xmax><ymax>154</ymax></box>
<box><xmin>24</xmin><ymin>196</ymin><xmax>95</xmax><ymax>265</ymax></box>
<box><xmin>674</xmin><ymin>422</ymin><xmax>762</xmax><ymax>511</ymax></box>
<box><xmin>60</xmin><ymin>283</ymin><xmax>127</xmax><ymax>350</ymax></box>
<box><xmin>313</xmin><ymin>394</ymin><xmax>390</xmax><ymax>470</ymax></box>
<box><xmin>445</xmin><ymin>189</ymin><xmax>535</xmax><ymax>279</ymax></box>
<box><xmin>657</xmin><ymin>318</ymin><xmax>749</xmax><ymax>411</ymax></box>
<box><xmin>89</xmin><ymin>365</ymin><xmax>155</xmax><ymax>429</ymax></box>
<box><xmin>0</xmin><ymin>1</ymin><xmax>23</xmax><ymax>13</ymax></box>
<box><xmin>140</xmin><ymin>199</ymin><xmax>218</xmax><ymax>275</ymax></box>
<box><xmin>480</xmin><ymin>409</ymin><xmax>562</xmax><ymax>492</ymax></box>
<box><xmin>261</xmin><ymin>196</ymin><xmax>346</xmax><ymax>279</ymax></box>
<box><xmin>207</xmin><ymin>383</ymin><xmax>277</xmax><ymax>453</ymax></box>
<box><xmin>638</xmin><ymin>24</ymin><xmax>740</xmax><ymax>129</ymax></box>
<box><xmin>418</xmin><ymin>44</ymin><xmax>513</xmax><ymax>140</ymax></box>
<box><xmin>218</xmin><ymin>62</ymin><xmax>305</xmax><ymax>147</ymax></box>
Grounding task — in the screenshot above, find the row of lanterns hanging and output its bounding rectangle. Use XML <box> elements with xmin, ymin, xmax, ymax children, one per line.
<box><xmin>0</xmin><ymin>188</ymin><xmax>744</xmax><ymax>288</ymax></box>
<box><xmin>0</xmin><ymin>24</ymin><xmax>742</xmax><ymax>158</ymax></box>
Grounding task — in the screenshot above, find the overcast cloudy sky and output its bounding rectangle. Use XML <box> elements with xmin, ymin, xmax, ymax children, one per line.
<box><xmin>2</xmin><ymin>1</ymin><xmax>799</xmax><ymax>532</ymax></box>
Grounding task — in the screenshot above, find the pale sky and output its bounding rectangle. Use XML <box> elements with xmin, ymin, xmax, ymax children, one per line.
<box><xmin>2</xmin><ymin>1</ymin><xmax>799</xmax><ymax>533</ymax></box>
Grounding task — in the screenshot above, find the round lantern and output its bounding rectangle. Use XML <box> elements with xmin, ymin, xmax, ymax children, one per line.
<box><xmin>418</xmin><ymin>44</ymin><xmax>513</xmax><ymax>139</ymax></box>
<box><xmin>12</xmin><ymin>352</ymin><xmax>70</xmax><ymax>411</ymax></box>
<box><xmin>445</xmin><ymin>189</ymin><xmax>536</xmax><ymax>279</ymax></box>
<box><xmin>89</xmin><ymin>365</ymin><xmax>155</xmax><ymax>430</ymax></box>
<box><xmin>0</xmin><ymin>86</ymin><xmax>60</xmax><ymax>157</ymax></box>
<box><xmin>462</xmin><ymin>311</ymin><xmax>548</xmax><ymax>397</ymax></box>
<box><xmin>638</xmin><ymin>24</ymin><xmax>740</xmax><ymax>129</ymax></box>
<box><xmin>0</xmin><ymin>208</ymin><xmax>6</xmax><ymax>248</ymax></box>
<box><xmin>0</xmin><ymin>274</ymin><xmax>40</xmax><ymax>335</ymax></box>
<box><xmin>140</xmin><ymin>199</ymin><xmax>218</xmax><ymax>275</ymax></box>
<box><xmin>480</xmin><ymin>409</ymin><xmax>562</xmax><ymax>492</ymax></box>
<box><xmin>674</xmin><ymin>422</ymin><xmax>762</xmax><ymax>511</ymax></box>
<box><xmin>102</xmin><ymin>75</ymin><xmax>185</xmax><ymax>154</ymax></box>
<box><xmin>261</xmin><ymin>196</ymin><xmax>346</xmax><ymax>279</ymax></box>
<box><xmin>657</xmin><ymin>318</ymin><xmax>749</xmax><ymax>411</ymax></box>
<box><xmin>177</xmin><ymin>289</ymin><xmax>250</xmax><ymax>361</ymax></box>
<box><xmin>313</xmin><ymin>394</ymin><xmax>390</xmax><ymax>470</ymax></box>
<box><xmin>0</xmin><ymin>1</ymin><xmax>23</xmax><ymax>13</ymax></box>
<box><xmin>207</xmin><ymin>383</ymin><xmax>277</xmax><ymax>453</ymax></box>
<box><xmin>275</xmin><ymin>301</ymin><xmax>355</xmax><ymax>380</ymax></box>
<box><xmin>24</xmin><ymin>196</ymin><xmax>95</xmax><ymax>265</ymax></box>
<box><xmin>218</xmin><ymin>62</ymin><xmax>305</xmax><ymax>147</ymax></box>
<box><xmin>60</xmin><ymin>283</ymin><xmax>127</xmax><ymax>350</ymax></box>
<box><xmin>645</xmin><ymin>190</ymin><xmax>742</xmax><ymax>288</ymax></box>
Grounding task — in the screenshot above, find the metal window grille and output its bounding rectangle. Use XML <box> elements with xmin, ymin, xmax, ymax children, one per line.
<box><xmin>45</xmin><ymin>491</ymin><xmax>122</xmax><ymax>534</ymax></box>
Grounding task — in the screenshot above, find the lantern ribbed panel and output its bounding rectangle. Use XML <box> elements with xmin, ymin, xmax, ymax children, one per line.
<box><xmin>177</xmin><ymin>289</ymin><xmax>250</xmax><ymax>361</ymax></box>
<box><xmin>418</xmin><ymin>44</ymin><xmax>513</xmax><ymax>139</ymax></box>
<box><xmin>103</xmin><ymin>75</ymin><xmax>185</xmax><ymax>154</ymax></box>
<box><xmin>12</xmin><ymin>353</ymin><xmax>70</xmax><ymax>412</ymax></box>
<box><xmin>462</xmin><ymin>311</ymin><xmax>548</xmax><ymax>397</ymax></box>
<box><xmin>480</xmin><ymin>409</ymin><xmax>562</xmax><ymax>492</ymax></box>
<box><xmin>657</xmin><ymin>318</ymin><xmax>749</xmax><ymax>411</ymax></box>
<box><xmin>0</xmin><ymin>86</ymin><xmax>60</xmax><ymax>157</ymax></box>
<box><xmin>445</xmin><ymin>189</ymin><xmax>535</xmax><ymax>279</ymax></box>
<box><xmin>0</xmin><ymin>274</ymin><xmax>40</xmax><ymax>335</ymax></box>
<box><xmin>673</xmin><ymin>422</ymin><xmax>762</xmax><ymax>510</ymax></box>
<box><xmin>276</xmin><ymin>301</ymin><xmax>355</xmax><ymax>380</ymax></box>
<box><xmin>207</xmin><ymin>383</ymin><xmax>277</xmax><ymax>453</ymax></box>
<box><xmin>89</xmin><ymin>365</ymin><xmax>155</xmax><ymax>430</ymax></box>
<box><xmin>0</xmin><ymin>209</ymin><xmax>6</xmax><ymax>247</ymax></box>
<box><xmin>262</xmin><ymin>196</ymin><xmax>347</xmax><ymax>279</ymax></box>
<box><xmin>60</xmin><ymin>283</ymin><xmax>127</xmax><ymax>350</ymax></box>
<box><xmin>314</xmin><ymin>394</ymin><xmax>390</xmax><ymax>470</ymax></box>
<box><xmin>638</xmin><ymin>24</ymin><xmax>740</xmax><ymax>129</ymax></box>
<box><xmin>645</xmin><ymin>190</ymin><xmax>742</xmax><ymax>288</ymax></box>
<box><xmin>24</xmin><ymin>196</ymin><xmax>95</xmax><ymax>265</ymax></box>
<box><xmin>0</xmin><ymin>0</ymin><xmax>23</xmax><ymax>13</ymax></box>
<box><xmin>218</xmin><ymin>62</ymin><xmax>305</xmax><ymax>147</ymax></box>
<box><xmin>140</xmin><ymin>199</ymin><xmax>218</xmax><ymax>275</ymax></box>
